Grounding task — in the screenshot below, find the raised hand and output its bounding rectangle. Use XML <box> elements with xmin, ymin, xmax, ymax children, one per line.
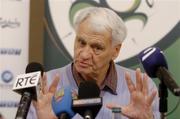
<box><xmin>107</xmin><ymin>68</ymin><xmax>157</xmax><ymax>119</ymax></box>
<box><xmin>33</xmin><ymin>73</ymin><xmax>60</xmax><ymax>119</ymax></box>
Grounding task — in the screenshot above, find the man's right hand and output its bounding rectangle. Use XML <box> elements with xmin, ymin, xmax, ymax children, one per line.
<box><xmin>33</xmin><ymin>73</ymin><xmax>60</xmax><ymax>119</ymax></box>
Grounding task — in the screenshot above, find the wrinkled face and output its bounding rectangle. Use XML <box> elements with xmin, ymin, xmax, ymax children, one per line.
<box><xmin>73</xmin><ymin>19</ymin><xmax>120</xmax><ymax>77</ymax></box>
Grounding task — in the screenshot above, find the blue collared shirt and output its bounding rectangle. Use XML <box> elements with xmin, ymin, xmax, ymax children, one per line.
<box><xmin>27</xmin><ymin>63</ymin><xmax>160</xmax><ymax>119</ymax></box>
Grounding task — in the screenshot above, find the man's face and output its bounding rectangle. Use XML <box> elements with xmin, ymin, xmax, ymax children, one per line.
<box><xmin>73</xmin><ymin>19</ymin><xmax>120</xmax><ymax>77</ymax></box>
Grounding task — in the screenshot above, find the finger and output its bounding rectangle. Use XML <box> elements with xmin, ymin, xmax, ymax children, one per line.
<box><xmin>106</xmin><ymin>103</ymin><xmax>122</xmax><ymax>115</ymax></box>
<box><xmin>41</xmin><ymin>73</ymin><xmax>48</xmax><ymax>94</ymax></box>
<box><xmin>136</xmin><ymin>68</ymin><xmax>143</xmax><ymax>91</ymax></box>
<box><xmin>147</xmin><ymin>89</ymin><xmax>157</xmax><ymax>106</ymax></box>
<box><xmin>32</xmin><ymin>95</ymin><xmax>42</xmax><ymax>110</ymax></box>
<box><xmin>49</xmin><ymin>74</ymin><xmax>60</xmax><ymax>93</ymax></box>
<box><xmin>142</xmin><ymin>73</ymin><xmax>148</xmax><ymax>96</ymax></box>
<box><xmin>107</xmin><ymin>103</ymin><xmax>134</xmax><ymax>119</ymax></box>
<box><xmin>125</xmin><ymin>72</ymin><xmax>136</xmax><ymax>94</ymax></box>
<box><xmin>106</xmin><ymin>103</ymin><xmax>120</xmax><ymax>109</ymax></box>
<box><xmin>32</xmin><ymin>100</ymin><xmax>37</xmax><ymax>109</ymax></box>
<box><xmin>120</xmin><ymin>106</ymin><xmax>134</xmax><ymax>119</ymax></box>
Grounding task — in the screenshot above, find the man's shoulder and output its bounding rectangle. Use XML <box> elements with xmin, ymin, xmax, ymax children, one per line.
<box><xmin>45</xmin><ymin>63</ymin><xmax>73</xmax><ymax>86</ymax></box>
<box><xmin>45</xmin><ymin>63</ymin><xmax>72</xmax><ymax>81</ymax></box>
<box><xmin>46</xmin><ymin>63</ymin><xmax>72</xmax><ymax>74</ymax></box>
<box><xmin>114</xmin><ymin>63</ymin><xmax>135</xmax><ymax>74</ymax></box>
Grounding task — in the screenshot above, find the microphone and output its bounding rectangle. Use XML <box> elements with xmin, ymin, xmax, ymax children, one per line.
<box><xmin>138</xmin><ymin>47</ymin><xmax>180</xmax><ymax>96</ymax></box>
<box><xmin>51</xmin><ymin>87</ymin><xmax>75</xmax><ymax>119</ymax></box>
<box><xmin>73</xmin><ymin>80</ymin><xmax>102</xmax><ymax>119</ymax></box>
<box><xmin>25</xmin><ymin>62</ymin><xmax>44</xmax><ymax>77</ymax></box>
<box><xmin>13</xmin><ymin>62</ymin><xmax>44</xmax><ymax>119</ymax></box>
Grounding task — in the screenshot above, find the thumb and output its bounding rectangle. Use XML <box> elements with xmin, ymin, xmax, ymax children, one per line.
<box><xmin>106</xmin><ymin>103</ymin><xmax>120</xmax><ymax>109</ymax></box>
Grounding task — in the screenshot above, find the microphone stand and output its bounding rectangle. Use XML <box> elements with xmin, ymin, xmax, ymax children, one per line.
<box><xmin>157</xmin><ymin>67</ymin><xmax>168</xmax><ymax>119</ymax></box>
<box><xmin>159</xmin><ymin>81</ymin><xmax>168</xmax><ymax>119</ymax></box>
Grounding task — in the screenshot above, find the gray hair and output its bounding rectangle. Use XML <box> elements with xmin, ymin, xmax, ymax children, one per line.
<box><xmin>73</xmin><ymin>7</ymin><xmax>127</xmax><ymax>45</ymax></box>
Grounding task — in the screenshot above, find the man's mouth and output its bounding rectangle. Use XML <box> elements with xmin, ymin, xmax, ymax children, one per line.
<box><xmin>78</xmin><ymin>61</ymin><xmax>91</xmax><ymax>68</ymax></box>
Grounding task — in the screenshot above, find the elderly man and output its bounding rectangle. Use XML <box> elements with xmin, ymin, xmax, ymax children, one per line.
<box><xmin>29</xmin><ymin>7</ymin><xmax>160</xmax><ymax>119</ymax></box>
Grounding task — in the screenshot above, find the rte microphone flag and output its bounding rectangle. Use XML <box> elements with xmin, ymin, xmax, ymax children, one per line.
<box><xmin>12</xmin><ymin>62</ymin><xmax>44</xmax><ymax>119</ymax></box>
<box><xmin>12</xmin><ymin>71</ymin><xmax>41</xmax><ymax>99</ymax></box>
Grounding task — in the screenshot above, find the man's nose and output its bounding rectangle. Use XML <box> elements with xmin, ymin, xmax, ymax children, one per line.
<box><xmin>80</xmin><ymin>46</ymin><xmax>92</xmax><ymax>59</ymax></box>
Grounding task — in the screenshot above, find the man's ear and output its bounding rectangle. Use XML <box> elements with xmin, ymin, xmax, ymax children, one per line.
<box><xmin>112</xmin><ymin>44</ymin><xmax>122</xmax><ymax>60</ymax></box>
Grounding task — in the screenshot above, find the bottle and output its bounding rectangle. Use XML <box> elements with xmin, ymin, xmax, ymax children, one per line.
<box><xmin>112</xmin><ymin>107</ymin><xmax>122</xmax><ymax>119</ymax></box>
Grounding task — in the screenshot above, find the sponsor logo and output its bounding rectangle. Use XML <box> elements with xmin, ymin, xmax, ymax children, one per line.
<box><xmin>8</xmin><ymin>0</ymin><xmax>23</xmax><ymax>1</ymax></box>
<box><xmin>0</xmin><ymin>83</ymin><xmax>13</xmax><ymax>88</ymax></box>
<box><xmin>1</xmin><ymin>70</ymin><xmax>14</xmax><ymax>83</ymax></box>
<box><xmin>54</xmin><ymin>88</ymin><xmax>65</xmax><ymax>101</ymax></box>
<box><xmin>0</xmin><ymin>48</ymin><xmax>21</xmax><ymax>56</ymax></box>
<box><xmin>0</xmin><ymin>101</ymin><xmax>19</xmax><ymax>108</ymax></box>
<box><xmin>54</xmin><ymin>88</ymin><xmax>78</xmax><ymax>101</ymax></box>
<box><xmin>0</xmin><ymin>17</ymin><xmax>20</xmax><ymax>29</ymax></box>
<box><xmin>13</xmin><ymin>71</ymin><xmax>40</xmax><ymax>90</ymax></box>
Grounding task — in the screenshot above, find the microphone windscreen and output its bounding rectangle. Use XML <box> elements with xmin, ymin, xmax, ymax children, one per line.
<box><xmin>138</xmin><ymin>47</ymin><xmax>168</xmax><ymax>78</ymax></box>
<box><xmin>25</xmin><ymin>62</ymin><xmax>44</xmax><ymax>76</ymax></box>
<box><xmin>78</xmin><ymin>80</ymin><xmax>100</xmax><ymax>99</ymax></box>
<box><xmin>52</xmin><ymin>87</ymin><xmax>75</xmax><ymax>118</ymax></box>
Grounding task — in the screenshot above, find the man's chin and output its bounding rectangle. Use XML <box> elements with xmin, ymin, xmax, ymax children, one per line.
<box><xmin>76</xmin><ymin>68</ymin><xmax>90</xmax><ymax>74</ymax></box>
<box><xmin>75</xmin><ymin>65</ymin><xmax>91</xmax><ymax>74</ymax></box>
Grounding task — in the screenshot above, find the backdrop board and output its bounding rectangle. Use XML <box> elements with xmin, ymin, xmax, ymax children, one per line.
<box><xmin>44</xmin><ymin>0</ymin><xmax>180</xmax><ymax>119</ymax></box>
<box><xmin>0</xmin><ymin>0</ymin><xmax>30</xmax><ymax>119</ymax></box>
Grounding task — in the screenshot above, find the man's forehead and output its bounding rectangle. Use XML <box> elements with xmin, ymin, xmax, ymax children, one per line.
<box><xmin>76</xmin><ymin>35</ymin><xmax>104</xmax><ymax>43</ymax></box>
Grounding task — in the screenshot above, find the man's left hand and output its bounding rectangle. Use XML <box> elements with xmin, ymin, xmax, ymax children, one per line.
<box><xmin>107</xmin><ymin>68</ymin><xmax>157</xmax><ymax>119</ymax></box>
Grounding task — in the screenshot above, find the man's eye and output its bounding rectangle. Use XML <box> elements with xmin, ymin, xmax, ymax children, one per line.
<box><xmin>93</xmin><ymin>46</ymin><xmax>104</xmax><ymax>55</ymax></box>
<box><xmin>78</xmin><ymin>39</ymin><xmax>86</xmax><ymax>46</ymax></box>
<box><xmin>95</xmin><ymin>46</ymin><xmax>103</xmax><ymax>50</ymax></box>
<box><xmin>80</xmin><ymin>41</ymin><xmax>86</xmax><ymax>45</ymax></box>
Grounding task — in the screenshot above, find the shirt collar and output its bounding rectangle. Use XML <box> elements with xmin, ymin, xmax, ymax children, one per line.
<box><xmin>72</xmin><ymin>61</ymin><xmax>117</xmax><ymax>95</ymax></box>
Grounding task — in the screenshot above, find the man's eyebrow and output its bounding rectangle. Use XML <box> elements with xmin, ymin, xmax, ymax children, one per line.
<box><xmin>77</xmin><ymin>36</ymin><xmax>86</xmax><ymax>41</ymax></box>
<box><xmin>91</xmin><ymin>42</ymin><xmax>105</xmax><ymax>48</ymax></box>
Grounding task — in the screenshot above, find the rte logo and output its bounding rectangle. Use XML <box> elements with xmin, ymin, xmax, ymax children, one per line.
<box><xmin>12</xmin><ymin>71</ymin><xmax>41</xmax><ymax>92</ymax></box>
